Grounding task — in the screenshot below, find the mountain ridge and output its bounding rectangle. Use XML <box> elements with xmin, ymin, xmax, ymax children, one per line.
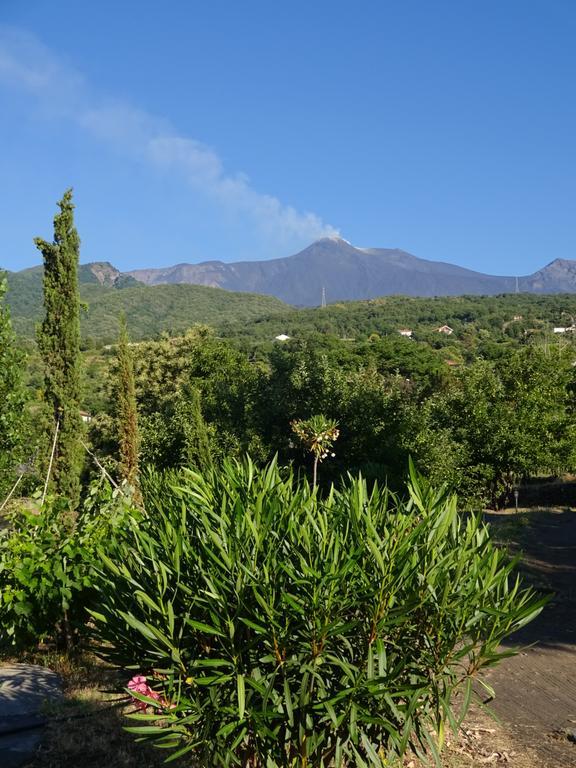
<box><xmin>5</xmin><ymin>238</ymin><xmax>576</xmax><ymax>307</ymax></box>
<box><xmin>125</xmin><ymin>237</ymin><xmax>576</xmax><ymax>305</ymax></box>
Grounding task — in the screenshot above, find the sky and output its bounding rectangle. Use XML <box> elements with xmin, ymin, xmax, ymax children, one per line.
<box><xmin>1</xmin><ymin>1</ymin><xmax>575</xmax><ymax>275</ymax></box>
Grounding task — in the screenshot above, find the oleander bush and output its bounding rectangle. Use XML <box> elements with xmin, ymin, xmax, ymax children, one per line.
<box><xmin>90</xmin><ymin>458</ymin><xmax>544</xmax><ymax>767</ymax></box>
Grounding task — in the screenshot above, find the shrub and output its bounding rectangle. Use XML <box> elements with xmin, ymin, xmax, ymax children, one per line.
<box><xmin>0</xmin><ymin>481</ymin><xmax>136</xmax><ymax>651</ymax></box>
<box><xmin>90</xmin><ymin>459</ymin><xmax>544</xmax><ymax>767</ymax></box>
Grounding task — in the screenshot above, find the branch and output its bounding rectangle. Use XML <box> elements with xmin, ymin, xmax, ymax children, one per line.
<box><xmin>41</xmin><ymin>415</ymin><xmax>60</xmax><ymax>505</ymax></box>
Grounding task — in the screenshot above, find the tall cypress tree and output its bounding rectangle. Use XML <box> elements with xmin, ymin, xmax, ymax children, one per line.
<box><xmin>35</xmin><ymin>189</ymin><xmax>83</xmax><ymax>506</ymax></box>
<box><xmin>117</xmin><ymin>313</ymin><xmax>140</xmax><ymax>490</ymax></box>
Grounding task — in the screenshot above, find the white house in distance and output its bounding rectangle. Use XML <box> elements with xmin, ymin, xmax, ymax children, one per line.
<box><xmin>553</xmin><ymin>326</ymin><xmax>576</xmax><ymax>334</ymax></box>
<box><xmin>398</xmin><ymin>329</ymin><xmax>413</xmax><ymax>338</ymax></box>
<box><xmin>437</xmin><ymin>324</ymin><xmax>453</xmax><ymax>335</ymax></box>
<box><xmin>274</xmin><ymin>334</ymin><xmax>291</xmax><ymax>342</ymax></box>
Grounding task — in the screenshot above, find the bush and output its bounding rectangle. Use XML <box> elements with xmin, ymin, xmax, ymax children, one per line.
<box><xmin>0</xmin><ymin>481</ymin><xmax>136</xmax><ymax>651</ymax></box>
<box><xmin>90</xmin><ymin>459</ymin><xmax>544</xmax><ymax>767</ymax></box>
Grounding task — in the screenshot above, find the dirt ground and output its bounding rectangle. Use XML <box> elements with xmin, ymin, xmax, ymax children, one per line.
<box><xmin>474</xmin><ymin>505</ymin><xmax>576</xmax><ymax>767</ymax></box>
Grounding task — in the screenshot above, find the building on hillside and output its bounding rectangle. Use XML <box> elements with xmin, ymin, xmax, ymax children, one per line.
<box><xmin>553</xmin><ymin>326</ymin><xmax>576</xmax><ymax>334</ymax></box>
<box><xmin>437</xmin><ymin>325</ymin><xmax>453</xmax><ymax>335</ymax></box>
<box><xmin>80</xmin><ymin>411</ymin><xmax>92</xmax><ymax>424</ymax></box>
<box><xmin>274</xmin><ymin>334</ymin><xmax>291</xmax><ymax>342</ymax></box>
<box><xmin>398</xmin><ymin>329</ymin><xmax>413</xmax><ymax>337</ymax></box>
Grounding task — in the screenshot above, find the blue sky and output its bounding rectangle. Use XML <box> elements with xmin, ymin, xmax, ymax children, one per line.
<box><xmin>1</xmin><ymin>1</ymin><xmax>575</xmax><ymax>274</ymax></box>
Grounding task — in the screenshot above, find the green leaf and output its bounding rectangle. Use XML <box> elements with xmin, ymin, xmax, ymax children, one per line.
<box><xmin>237</xmin><ymin>673</ymin><xmax>246</xmax><ymax>720</ymax></box>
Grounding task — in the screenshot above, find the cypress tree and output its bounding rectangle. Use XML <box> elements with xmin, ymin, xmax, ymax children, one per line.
<box><xmin>181</xmin><ymin>386</ymin><xmax>213</xmax><ymax>474</ymax></box>
<box><xmin>35</xmin><ymin>189</ymin><xmax>83</xmax><ymax>506</ymax></box>
<box><xmin>116</xmin><ymin>313</ymin><xmax>140</xmax><ymax>490</ymax></box>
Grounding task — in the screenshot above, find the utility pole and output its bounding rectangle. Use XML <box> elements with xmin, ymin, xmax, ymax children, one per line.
<box><xmin>321</xmin><ymin>286</ymin><xmax>326</xmax><ymax>309</ymax></box>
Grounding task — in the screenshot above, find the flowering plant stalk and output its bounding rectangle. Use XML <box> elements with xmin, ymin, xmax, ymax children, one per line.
<box><xmin>291</xmin><ymin>415</ymin><xmax>339</xmax><ymax>488</ymax></box>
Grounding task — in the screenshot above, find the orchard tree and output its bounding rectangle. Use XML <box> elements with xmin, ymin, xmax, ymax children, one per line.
<box><xmin>412</xmin><ymin>348</ymin><xmax>576</xmax><ymax>507</ymax></box>
<box><xmin>35</xmin><ymin>189</ymin><xmax>83</xmax><ymax>507</ymax></box>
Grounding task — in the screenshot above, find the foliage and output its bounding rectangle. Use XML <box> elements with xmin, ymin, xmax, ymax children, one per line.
<box><xmin>115</xmin><ymin>327</ymin><xmax>263</xmax><ymax>468</ymax></box>
<box><xmin>412</xmin><ymin>348</ymin><xmax>576</xmax><ymax>507</ymax></box>
<box><xmin>35</xmin><ymin>189</ymin><xmax>84</xmax><ymax>507</ymax></box>
<box><xmin>179</xmin><ymin>386</ymin><xmax>214</xmax><ymax>473</ymax></box>
<box><xmin>0</xmin><ymin>480</ymin><xmax>137</xmax><ymax>651</ymax></box>
<box><xmin>90</xmin><ymin>459</ymin><xmax>543</xmax><ymax>767</ymax></box>
<box><xmin>0</xmin><ymin>275</ymin><xmax>29</xmax><ymax>500</ymax></box>
<box><xmin>219</xmin><ymin>292</ymin><xmax>576</xmax><ymax>356</ymax></box>
<box><xmin>116</xmin><ymin>314</ymin><xmax>140</xmax><ymax>490</ymax></box>
<box><xmin>256</xmin><ymin>342</ymin><xmax>416</xmax><ymax>487</ymax></box>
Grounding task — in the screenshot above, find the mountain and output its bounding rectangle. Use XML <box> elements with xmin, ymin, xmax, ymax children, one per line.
<box><xmin>520</xmin><ymin>259</ymin><xmax>576</xmax><ymax>293</ymax></box>
<box><xmin>127</xmin><ymin>238</ymin><xmax>576</xmax><ymax>305</ymax></box>
<box><xmin>77</xmin><ymin>261</ymin><xmax>139</xmax><ymax>288</ymax></box>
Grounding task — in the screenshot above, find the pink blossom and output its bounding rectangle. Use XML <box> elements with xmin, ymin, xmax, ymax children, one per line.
<box><xmin>127</xmin><ymin>674</ymin><xmax>170</xmax><ymax>711</ymax></box>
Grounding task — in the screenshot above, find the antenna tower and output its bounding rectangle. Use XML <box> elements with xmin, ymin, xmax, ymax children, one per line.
<box><xmin>321</xmin><ymin>286</ymin><xmax>326</xmax><ymax>308</ymax></box>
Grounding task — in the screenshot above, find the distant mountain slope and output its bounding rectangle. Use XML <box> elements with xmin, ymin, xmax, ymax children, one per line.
<box><xmin>127</xmin><ymin>237</ymin><xmax>576</xmax><ymax>305</ymax></box>
<box><xmin>4</xmin><ymin>262</ymin><xmax>138</xmax><ymax>320</ymax></box>
<box><xmin>78</xmin><ymin>283</ymin><xmax>287</xmax><ymax>343</ymax></box>
<box><xmin>520</xmin><ymin>259</ymin><xmax>576</xmax><ymax>293</ymax></box>
<box><xmin>4</xmin><ymin>265</ymin><xmax>288</xmax><ymax>342</ymax></box>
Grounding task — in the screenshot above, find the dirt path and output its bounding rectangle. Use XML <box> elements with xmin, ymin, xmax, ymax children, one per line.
<box><xmin>480</xmin><ymin>507</ymin><xmax>576</xmax><ymax>767</ymax></box>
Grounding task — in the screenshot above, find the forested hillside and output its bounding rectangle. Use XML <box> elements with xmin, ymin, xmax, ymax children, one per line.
<box><xmin>5</xmin><ymin>267</ymin><xmax>288</xmax><ymax>342</ymax></box>
<box><xmin>220</xmin><ymin>292</ymin><xmax>576</xmax><ymax>352</ymax></box>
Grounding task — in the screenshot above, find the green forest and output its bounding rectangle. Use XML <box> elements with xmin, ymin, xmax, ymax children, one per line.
<box><xmin>0</xmin><ymin>192</ymin><xmax>569</xmax><ymax>766</ymax></box>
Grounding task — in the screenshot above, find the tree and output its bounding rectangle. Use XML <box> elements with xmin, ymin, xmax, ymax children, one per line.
<box><xmin>180</xmin><ymin>386</ymin><xmax>213</xmax><ymax>473</ymax></box>
<box><xmin>0</xmin><ymin>276</ymin><xmax>28</xmax><ymax>502</ymax></box>
<box><xmin>35</xmin><ymin>189</ymin><xmax>83</xmax><ymax>506</ymax></box>
<box><xmin>126</xmin><ymin>327</ymin><xmax>261</xmax><ymax>468</ymax></box>
<box><xmin>116</xmin><ymin>314</ymin><xmax>140</xmax><ymax>490</ymax></box>
<box><xmin>412</xmin><ymin>348</ymin><xmax>576</xmax><ymax>507</ymax></box>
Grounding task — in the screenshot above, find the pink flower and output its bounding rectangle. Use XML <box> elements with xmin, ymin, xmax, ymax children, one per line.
<box><xmin>127</xmin><ymin>674</ymin><xmax>169</xmax><ymax>711</ymax></box>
